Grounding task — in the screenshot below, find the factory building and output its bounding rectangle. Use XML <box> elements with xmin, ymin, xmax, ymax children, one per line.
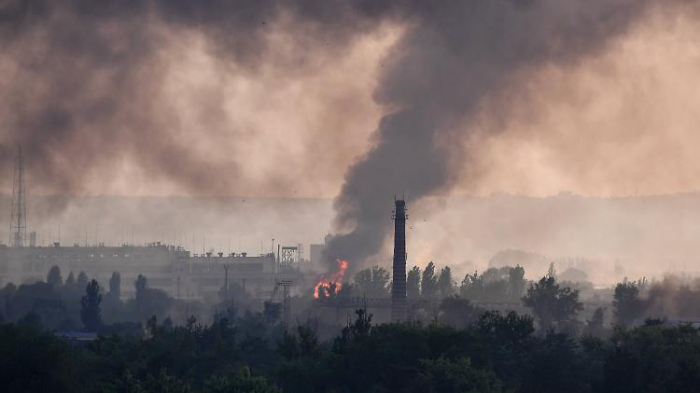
<box><xmin>0</xmin><ymin>242</ymin><xmax>299</xmax><ymax>300</ymax></box>
<box><xmin>1</xmin><ymin>145</ymin><xmax>302</xmax><ymax>300</ymax></box>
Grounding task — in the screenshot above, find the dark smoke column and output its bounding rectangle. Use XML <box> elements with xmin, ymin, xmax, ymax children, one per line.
<box><xmin>392</xmin><ymin>199</ymin><xmax>407</xmax><ymax>322</ymax></box>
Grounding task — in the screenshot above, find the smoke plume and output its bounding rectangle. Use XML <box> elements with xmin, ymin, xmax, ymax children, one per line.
<box><xmin>0</xmin><ymin>1</ymin><xmax>696</xmax><ymax>272</ymax></box>
<box><xmin>0</xmin><ymin>0</ymin><xmax>398</xmax><ymax>195</ymax></box>
<box><xmin>324</xmin><ymin>0</ymin><xmax>673</xmax><ymax>272</ymax></box>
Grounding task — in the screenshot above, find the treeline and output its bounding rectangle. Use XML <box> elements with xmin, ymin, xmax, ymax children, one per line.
<box><xmin>3</xmin><ymin>305</ymin><xmax>700</xmax><ymax>392</ymax></box>
<box><xmin>318</xmin><ymin>262</ymin><xmax>527</xmax><ymax>302</ymax></box>
<box><xmin>0</xmin><ymin>266</ymin><xmax>174</xmax><ymax>332</ymax></box>
<box><xmin>5</xmin><ymin>263</ymin><xmax>700</xmax><ymax>337</ymax></box>
<box><xmin>3</xmin><ymin>263</ymin><xmax>700</xmax><ymax>391</ymax></box>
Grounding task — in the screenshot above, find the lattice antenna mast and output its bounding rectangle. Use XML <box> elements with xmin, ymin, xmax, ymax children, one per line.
<box><xmin>9</xmin><ymin>145</ymin><xmax>26</xmax><ymax>247</ymax></box>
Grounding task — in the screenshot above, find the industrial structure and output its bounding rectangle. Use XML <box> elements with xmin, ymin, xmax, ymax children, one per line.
<box><xmin>0</xmin><ymin>243</ymin><xmax>302</xmax><ymax>300</ymax></box>
<box><xmin>0</xmin><ymin>147</ymin><xmax>303</xmax><ymax>300</ymax></box>
<box><xmin>9</xmin><ymin>145</ymin><xmax>26</xmax><ymax>248</ymax></box>
<box><xmin>391</xmin><ymin>199</ymin><xmax>407</xmax><ymax>322</ymax></box>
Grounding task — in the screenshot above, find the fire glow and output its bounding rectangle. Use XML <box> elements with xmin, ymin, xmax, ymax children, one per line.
<box><xmin>314</xmin><ymin>259</ymin><xmax>349</xmax><ymax>298</ymax></box>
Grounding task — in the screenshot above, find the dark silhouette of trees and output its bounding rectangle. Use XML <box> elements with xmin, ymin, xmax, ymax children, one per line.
<box><xmin>421</xmin><ymin>262</ymin><xmax>438</xmax><ymax>299</ymax></box>
<box><xmin>415</xmin><ymin>357</ymin><xmax>503</xmax><ymax>393</ymax></box>
<box><xmin>461</xmin><ymin>266</ymin><xmax>526</xmax><ymax>303</ymax></box>
<box><xmin>612</xmin><ymin>280</ymin><xmax>645</xmax><ymax>327</ymax></box>
<box><xmin>584</xmin><ymin>307</ymin><xmax>607</xmax><ymax>337</ymax></box>
<box><xmin>507</xmin><ymin>265</ymin><xmax>526</xmax><ymax>301</ymax></box>
<box><xmin>204</xmin><ymin>367</ymin><xmax>281</xmax><ymax>393</ymax></box>
<box><xmin>80</xmin><ymin>279</ymin><xmax>101</xmax><ymax>331</ymax></box>
<box><xmin>76</xmin><ymin>271</ymin><xmax>88</xmax><ymax>287</ymax></box>
<box><xmin>4</xmin><ymin>300</ymin><xmax>700</xmax><ymax>393</ymax></box>
<box><xmin>135</xmin><ymin>274</ymin><xmax>148</xmax><ymax>299</ymax></box>
<box><xmin>438</xmin><ymin>296</ymin><xmax>480</xmax><ymax>329</ymax></box>
<box><xmin>132</xmin><ymin>274</ymin><xmax>173</xmax><ymax>322</ymax></box>
<box><xmin>65</xmin><ymin>271</ymin><xmax>75</xmax><ymax>285</ymax></box>
<box><xmin>108</xmin><ymin>271</ymin><xmax>121</xmax><ymax>299</ymax></box>
<box><xmin>437</xmin><ymin>266</ymin><xmax>455</xmax><ymax>297</ymax></box>
<box><xmin>522</xmin><ymin>276</ymin><xmax>583</xmax><ymax>332</ymax></box>
<box><xmin>46</xmin><ymin>266</ymin><xmax>62</xmax><ymax>286</ymax></box>
<box><xmin>263</xmin><ymin>301</ymin><xmax>281</xmax><ymax>324</ymax></box>
<box><xmin>407</xmin><ymin>265</ymin><xmax>421</xmax><ymax>299</ymax></box>
<box><xmin>353</xmin><ymin>266</ymin><xmax>390</xmax><ymax>298</ymax></box>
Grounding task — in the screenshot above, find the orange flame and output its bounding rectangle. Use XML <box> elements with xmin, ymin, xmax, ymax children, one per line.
<box><xmin>314</xmin><ymin>259</ymin><xmax>349</xmax><ymax>298</ymax></box>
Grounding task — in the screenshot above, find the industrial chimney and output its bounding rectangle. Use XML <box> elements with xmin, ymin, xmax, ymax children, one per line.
<box><xmin>391</xmin><ymin>199</ymin><xmax>407</xmax><ymax>322</ymax></box>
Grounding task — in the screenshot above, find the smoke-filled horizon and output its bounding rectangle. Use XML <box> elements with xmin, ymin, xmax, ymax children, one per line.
<box><xmin>3</xmin><ymin>1</ymin><xmax>700</xmax><ymax>272</ymax></box>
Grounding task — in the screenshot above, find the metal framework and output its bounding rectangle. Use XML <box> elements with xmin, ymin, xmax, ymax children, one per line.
<box><xmin>9</xmin><ymin>145</ymin><xmax>26</xmax><ymax>247</ymax></box>
<box><xmin>280</xmin><ymin>246</ymin><xmax>298</xmax><ymax>266</ymax></box>
<box><xmin>271</xmin><ymin>279</ymin><xmax>293</xmax><ymax>329</ymax></box>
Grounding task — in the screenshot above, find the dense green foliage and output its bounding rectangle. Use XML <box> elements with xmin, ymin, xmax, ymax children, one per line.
<box><xmin>2</xmin><ymin>307</ymin><xmax>700</xmax><ymax>393</ymax></box>
<box><xmin>3</xmin><ymin>264</ymin><xmax>700</xmax><ymax>392</ymax></box>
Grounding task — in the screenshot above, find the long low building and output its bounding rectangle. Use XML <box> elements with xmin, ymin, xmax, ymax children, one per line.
<box><xmin>0</xmin><ymin>242</ymin><xmax>302</xmax><ymax>301</ymax></box>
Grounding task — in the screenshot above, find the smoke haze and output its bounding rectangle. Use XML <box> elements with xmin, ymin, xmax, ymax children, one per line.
<box><xmin>2</xmin><ymin>1</ymin><xmax>700</xmax><ymax>272</ymax></box>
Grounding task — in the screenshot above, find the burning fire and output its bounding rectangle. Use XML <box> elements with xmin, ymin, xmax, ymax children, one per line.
<box><xmin>314</xmin><ymin>259</ymin><xmax>349</xmax><ymax>298</ymax></box>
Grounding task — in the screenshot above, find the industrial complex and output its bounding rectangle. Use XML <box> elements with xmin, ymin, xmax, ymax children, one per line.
<box><xmin>0</xmin><ymin>146</ymin><xmax>303</xmax><ymax>300</ymax></box>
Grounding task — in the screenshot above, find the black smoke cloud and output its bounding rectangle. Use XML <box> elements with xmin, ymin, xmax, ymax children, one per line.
<box><xmin>0</xmin><ymin>1</ymin><xmax>690</xmax><ymax>272</ymax></box>
<box><xmin>0</xmin><ymin>0</ymin><xmax>399</xmax><ymax>195</ymax></box>
<box><xmin>323</xmin><ymin>0</ymin><xmax>676</xmax><ymax>273</ymax></box>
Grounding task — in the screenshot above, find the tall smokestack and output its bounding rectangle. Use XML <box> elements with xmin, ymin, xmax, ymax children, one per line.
<box><xmin>392</xmin><ymin>199</ymin><xmax>407</xmax><ymax>322</ymax></box>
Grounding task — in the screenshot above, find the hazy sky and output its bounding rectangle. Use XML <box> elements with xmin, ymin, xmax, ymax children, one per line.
<box><xmin>0</xmin><ymin>1</ymin><xmax>698</xmax><ymax>199</ymax></box>
<box><xmin>2</xmin><ymin>1</ymin><xmax>700</xmax><ymax>271</ymax></box>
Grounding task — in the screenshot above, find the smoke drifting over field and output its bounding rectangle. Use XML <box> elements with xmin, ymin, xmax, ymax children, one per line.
<box><xmin>2</xmin><ymin>1</ymin><xmax>700</xmax><ymax>271</ymax></box>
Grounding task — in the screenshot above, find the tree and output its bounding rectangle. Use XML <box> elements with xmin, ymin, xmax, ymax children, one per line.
<box><xmin>77</xmin><ymin>271</ymin><xmax>88</xmax><ymax>287</ymax></box>
<box><xmin>547</xmin><ymin>263</ymin><xmax>557</xmax><ymax>280</ymax></box>
<box><xmin>407</xmin><ymin>266</ymin><xmax>421</xmax><ymax>299</ymax></box>
<box><xmin>612</xmin><ymin>281</ymin><xmax>644</xmax><ymax>327</ymax></box>
<box><xmin>132</xmin><ymin>274</ymin><xmax>173</xmax><ymax>321</ymax></box>
<box><xmin>204</xmin><ymin>367</ymin><xmax>281</xmax><ymax>393</ymax></box>
<box><xmin>81</xmin><ymin>279</ymin><xmax>102</xmax><ymax>331</ymax></box>
<box><xmin>522</xmin><ymin>276</ymin><xmax>582</xmax><ymax>332</ymax></box>
<box><xmin>438</xmin><ymin>296</ymin><xmax>480</xmax><ymax>329</ymax></box>
<box><xmin>263</xmin><ymin>301</ymin><xmax>281</xmax><ymax>324</ymax></box>
<box><xmin>584</xmin><ymin>307</ymin><xmax>606</xmax><ymax>337</ymax></box>
<box><xmin>109</xmin><ymin>271</ymin><xmax>121</xmax><ymax>299</ymax></box>
<box><xmin>46</xmin><ymin>266</ymin><xmax>63</xmax><ymax>286</ymax></box>
<box><xmin>353</xmin><ymin>266</ymin><xmax>390</xmax><ymax>298</ymax></box>
<box><xmin>333</xmin><ymin>308</ymin><xmax>372</xmax><ymax>353</ymax></box>
<box><xmin>65</xmin><ymin>271</ymin><xmax>76</xmax><ymax>285</ymax></box>
<box><xmin>421</xmin><ymin>262</ymin><xmax>438</xmax><ymax>299</ymax></box>
<box><xmin>135</xmin><ymin>274</ymin><xmax>148</xmax><ymax>300</ymax></box>
<box><xmin>414</xmin><ymin>357</ymin><xmax>503</xmax><ymax>393</ymax></box>
<box><xmin>507</xmin><ymin>265</ymin><xmax>526</xmax><ymax>301</ymax></box>
<box><xmin>437</xmin><ymin>266</ymin><xmax>455</xmax><ymax>298</ymax></box>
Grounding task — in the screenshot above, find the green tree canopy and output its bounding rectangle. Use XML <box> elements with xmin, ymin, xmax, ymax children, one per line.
<box><xmin>80</xmin><ymin>279</ymin><xmax>102</xmax><ymax>331</ymax></box>
<box><xmin>109</xmin><ymin>271</ymin><xmax>121</xmax><ymax>299</ymax></box>
<box><xmin>353</xmin><ymin>266</ymin><xmax>390</xmax><ymax>298</ymax></box>
<box><xmin>437</xmin><ymin>266</ymin><xmax>455</xmax><ymax>297</ymax></box>
<box><xmin>522</xmin><ymin>276</ymin><xmax>583</xmax><ymax>332</ymax></box>
<box><xmin>46</xmin><ymin>266</ymin><xmax>62</xmax><ymax>287</ymax></box>
<box><xmin>421</xmin><ymin>262</ymin><xmax>438</xmax><ymax>299</ymax></box>
<box><xmin>407</xmin><ymin>266</ymin><xmax>421</xmax><ymax>299</ymax></box>
<box><xmin>612</xmin><ymin>280</ymin><xmax>645</xmax><ymax>327</ymax></box>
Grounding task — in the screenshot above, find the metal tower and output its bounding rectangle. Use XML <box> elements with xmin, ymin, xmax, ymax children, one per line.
<box><xmin>270</xmin><ymin>279</ymin><xmax>293</xmax><ymax>329</ymax></box>
<box><xmin>391</xmin><ymin>199</ymin><xmax>407</xmax><ymax>322</ymax></box>
<box><xmin>9</xmin><ymin>145</ymin><xmax>26</xmax><ymax>247</ymax></box>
